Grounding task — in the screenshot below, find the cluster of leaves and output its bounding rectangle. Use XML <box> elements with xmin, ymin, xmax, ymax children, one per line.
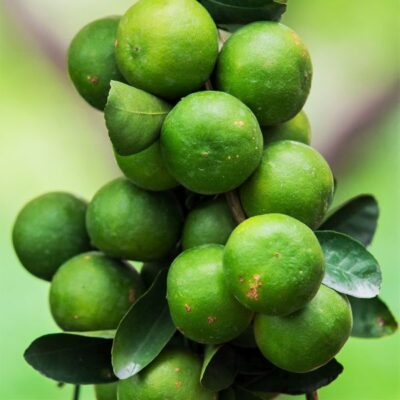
<box><xmin>24</xmin><ymin>194</ymin><xmax>398</xmax><ymax>397</ymax></box>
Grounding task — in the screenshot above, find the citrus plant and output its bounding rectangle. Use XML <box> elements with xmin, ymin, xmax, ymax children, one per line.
<box><xmin>12</xmin><ymin>1</ymin><xmax>397</xmax><ymax>399</ymax></box>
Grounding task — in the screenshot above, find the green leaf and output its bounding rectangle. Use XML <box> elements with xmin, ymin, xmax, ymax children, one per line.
<box><xmin>349</xmin><ymin>296</ymin><xmax>398</xmax><ymax>338</ymax></box>
<box><xmin>105</xmin><ymin>81</ymin><xmax>171</xmax><ymax>156</ymax></box>
<box><xmin>24</xmin><ymin>333</ymin><xmax>115</xmax><ymax>384</ymax></box>
<box><xmin>234</xmin><ymin>387</ymin><xmax>265</xmax><ymax>400</ymax></box>
<box><xmin>199</xmin><ymin>0</ymin><xmax>287</xmax><ymax>25</ymax></box>
<box><xmin>317</xmin><ymin>231</ymin><xmax>382</xmax><ymax>298</ymax></box>
<box><xmin>237</xmin><ymin>358</ymin><xmax>343</xmax><ymax>395</ymax></box>
<box><xmin>69</xmin><ymin>330</ymin><xmax>116</xmax><ymax>339</ymax></box>
<box><xmin>220</xmin><ymin>387</ymin><xmax>237</xmax><ymax>400</ymax></box>
<box><xmin>235</xmin><ymin>347</ymin><xmax>275</xmax><ymax>376</ymax></box>
<box><xmin>200</xmin><ymin>345</ymin><xmax>237</xmax><ymax>391</ymax></box>
<box><xmin>112</xmin><ymin>269</ymin><xmax>176</xmax><ymax>379</ymax></box>
<box><xmin>321</xmin><ymin>195</ymin><xmax>379</xmax><ymax>246</ymax></box>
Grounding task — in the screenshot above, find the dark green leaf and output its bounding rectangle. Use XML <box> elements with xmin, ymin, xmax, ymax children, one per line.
<box><xmin>321</xmin><ymin>195</ymin><xmax>379</xmax><ymax>246</ymax></box>
<box><xmin>349</xmin><ymin>296</ymin><xmax>398</xmax><ymax>338</ymax></box>
<box><xmin>317</xmin><ymin>231</ymin><xmax>382</xmax><ymax>298</ymax></box>
<box><xmin>234</xmin><ymin>386</ymin><xmax>268</xmax><ymax>400</ymax></box>
<box><xmin>235</xmin><ymin>347</ymin><xmax>275</xmax><ymax>376</ymax></box>
<box><xmin>238</xmin><ymin>358</ymin><xmax>343</xmax><ymax>395</ymax></box>
<box><xmin>200</xmin><ymin>345</ymin><xmax>237</xmax><ymax>391</ymax></box>
<box><xmin>199</xmin><ymin>0</ymin><xmax>287</xmax><ymax>25</ymax></box>
<box><xmin>105</xmin><ymin>81</ymin><xmax>171</xmax><ymax>155</ymax></box>
<box><xmin>220</xmin><ymin>387</ymin><xmax>237</xmax><ymax>400</ymax></box>
<box><xmin>112</xmin><ymin>269</ymin><xmax>176</xmax><ymax>379</ymax></box>
<box><xmin>24</xmin><ymin>333</ymin><xmax>115</xmax><ymax>384</ymax></box>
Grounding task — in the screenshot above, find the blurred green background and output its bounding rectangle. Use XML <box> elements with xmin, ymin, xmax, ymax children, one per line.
<box><xmin>0</xmin><ymin>0</ymin><xmax>399</xmax><ymax>399</ymax></box>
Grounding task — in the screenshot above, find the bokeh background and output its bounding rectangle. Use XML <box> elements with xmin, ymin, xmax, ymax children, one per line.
<box><xmin>0</xmin><ymin>0</ymin><xmax>399</xmax><ymax>399</ymax></box>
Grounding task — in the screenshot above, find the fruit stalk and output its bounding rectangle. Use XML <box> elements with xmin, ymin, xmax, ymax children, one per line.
<box><xmin>73</xmin><ymin>385</ymin><xmax>80</xmax><ymax>400</ymax></box>
<box><xmin>225</xmin><ymin>191</ymin><xmax>246</xmax><ymax>224</ymax></box>
<box><xmin>306</xmin><ymin>391</ymin><xmax>318</xmax><ymax>400</ymax></box>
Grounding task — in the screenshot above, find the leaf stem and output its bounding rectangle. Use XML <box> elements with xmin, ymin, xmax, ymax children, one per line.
<box><xmin>225</xmin><ymin>191</ymin><xmax>246</xmax><ymax>224</ymax></box>
<box><xmin>306</xmin><ymin>391</ymin><xmax>319</xmax><ymax>400</ymax></box>
<box><xmin>73</xmin><ymin>385</ymin><xmax>80</xmax><ymax>400</ymax></box>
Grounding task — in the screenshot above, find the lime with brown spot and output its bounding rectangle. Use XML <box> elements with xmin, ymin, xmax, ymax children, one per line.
<box><xmin>161</xmin><ymin>91</ymin><xmax>263</xmax><ymax>194</ymax></box>
<box><xmin>254</xmin><ymin>285</ymin><xmax>353</xmax><ymax>373</ymax></box>
<box><xmin>223</xmin><ymin>214</ymin><xmax>325</xmax><ymax>316</ymax></box>
<box><xmin>12</xmin><ymin>192</ymin><xmax>91</xmax><ymax>281</ymax></box>
<box><xmin>115</xmin><ymin>0</ymin><xmax>218</xmax><ymax>100</ymax></box>
<box><xmin>167</xmin><ymin>244</ymin><xmax>253</xmax><ymax>344</ymax></box>
<box><xmin>240</xmin><ymin>141</ymin><xmax>334</xmax><ymax>229</ymax></box>
<box><xmin>215</xmin><ymin>22</ymin><xmax>312</xmax><ymax>125</ymax></box>
<box><xmin>68</xmin><ymin>17</ymin><xmax>124</xmax><ymax>110</ymax></box>
<box><xmin>182</xmin><ymin>197</ymin><xmax>236</xmax><ymax>250</ymax></box>
<box><xmin>118</xmin><ymin>347</ymin><xmax>217</xmax><ymax>400</ymax></box>
<box><xmin>49</xmin><ymin>252</ymin><xmax>145</xmax><ymax>331</ymax></box>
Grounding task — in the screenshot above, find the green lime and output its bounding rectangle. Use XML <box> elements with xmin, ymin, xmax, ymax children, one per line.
<box><xmin>12</xmin><ymin>192</ymin><xmax>91</xmax><ymax>281</ymax></box>
<box><xmin>161</xmin><ymin>91</ymin><xmax>263</xmax><ymax>194</ymax></box>
<box><xmin>118</xmin><ymin>347</ymin><xmax>217</xmax><ymax>400</ymax></box>
<box><xmin>167</xmin><ymin>245</ymin><xmax>253</xmax><ymax>344</ymax></box>
<box><xmin>115</xmin><ymin>141</ymin><xmax>179</xmax><ymax>191</ymax></box>
<box><xmin>240</xmin><ymin>141</ymin><xmax>334</xmax><ymax>229</ymax></box>
<box><xmin>223</xmin><ymin>214</ymin><xmax>325</xmax><ymax>316</ymax></box>
<box><xmin>263</xmin><ymin>110</ymin><xmax>311</xmax><ymax>145</ymax></box>
<box><xmin>94</xmin><ymin>383</ymin><xmax>118</xmax><ymax>400</ymax></box>
<box><xmin>115</xmin><ymin>0</ymin><xmax>218</xmax><ymax>100</ymax></box>
<box><xmin>182</xmin><ymin>197</ymin><xmax>236</xmax><ymax>250</ymax></box>
<box><xmin>254</xmin><ymin>285</ymin><xmax>353</xmax><ymax>373</ymax></box>
<box><xmin>49</xmin><ymin>252</ymin><xmax>144</xmax><ymax>331</ymax></box>
<box><xmin>215</xmin><ymin>22</ymin><xmax>312</xmax><ymax>125</ymax></box>
<box><xmin>68</xmin><ymin>17</ymin><xmax>124</xmax><ymax>110</ymax></box>
<box><xmin>86</xmin><ymin>178</ymin><xmax>183</xmax><ymax>261</ymax></box>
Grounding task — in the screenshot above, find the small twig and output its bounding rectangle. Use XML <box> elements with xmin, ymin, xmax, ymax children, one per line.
<box><xmin>73</xmin><ymin>385</ymin><xmax>80</xmax><ymax>400</ymax></box>
<box><xmin>306</xmin><ymin>391</ymin><xmax>319</xmax><ymax>400</ymax></box>
<box><xmin>205</xmin><ymin>80</ymin><xmax>213</xmax><ymax>91</ymax></box>
<box><xmin>225</xmin><ymin>191</ymin><xmax>246</xmax><ymax>224</ymax></box>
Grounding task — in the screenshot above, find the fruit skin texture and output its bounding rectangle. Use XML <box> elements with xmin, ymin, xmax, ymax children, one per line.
<box><xmin>240</xmin><ymin>141</ymin><xmax>334</xmax><ymax>229</ymax></box>
<box><xmin>86</xmin><ymin>178</ymin><xmax>183</xmax><ymax>261</ymax></box>
<box><xmin>68</xmin><ymin>17</ymin><xmax>124</xmax><ymax>110</ymax></box>
<box><xmin>49</xmin><ymin>252</ymin><xmax>145</xmax><ymax>331</ymax></box>
<box><xmin>115</xmin><ymin>141</ymin><xmax>179</xmax><ymax>191</ymax></box>
<box><xmin>182</xmin><ymin>197</ymin><xmax>236</xmax><ymax>250</ymax></box>
<box><xmin>263</xmin><ymin>110</ymin><xmax>311</xmax><ymax>145</ymax></box>
<box><xmin>167</xmin><ymin>245</ymin><xmax>253</xmax><ymax>344</ymax></box>
<box><xmin>118</xmin><ymin>347</ymin><xmax>217</xmax><ymax>400</ymax></box>
<box><xmin>223</xmin><ymin>214</ymin><xmax>325</xmax><ymax>316</ymax></box>
<box><xmin>254</xmin><ymin>285</ymin><xmax>353</xmax><ymax>373</ymax></box>
<box><xmin>94</xmin><ymin>382</ymin><xmax>118</xmax><ymax>400</ymax></box>
<box><xmin>12</xmin><ymin>192</ymin><xmax>91</xmax><ymax>281</ymax></box>
<box><xmin>115</xmin><ymin>0</ymin><xmax>218</xmax><ymax>100</ymax></box>
<box><xmin>215</xmin><ymin>21</ymin><xmax>312</xmax><ymax>125</ymax></box>
<box><xmin>161</xmin><ymin>91</ymin><xmax>263</xmax><ymax>194</ymax></box>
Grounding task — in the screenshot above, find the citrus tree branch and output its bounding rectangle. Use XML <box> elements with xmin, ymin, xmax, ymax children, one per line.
<box><xmin>225</xmin><ymin>191</ymin><xmax>246</xmax><ymax>224</ymax></box>
<box><xmin>73</xmin><ymin>385</ymin><xmax>80</xmax><ymax>400</ymax></box>
<box><xmin>306</xmin><ymin>391</ymin><xmax>319</xmax><ymax>400</ymax></box>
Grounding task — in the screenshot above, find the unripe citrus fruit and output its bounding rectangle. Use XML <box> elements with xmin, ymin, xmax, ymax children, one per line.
<box><xmin>116</xmin><ymin>0</ymin><xmax>218</xmax><ymax>100</ymax></box>
<box><xmin>94</xmin><ymin>383</ymin><xmax>117</xmax><ymax>400</ymax></box>
<box><xmin>215</xmin><ymin>22</ymin><xmax>312</xmax><ymax>125</ymax></box>
<box><xmin>49</xmin><ymin>252</ymin><xmax>144</xmax><ymax>331</ymax></box>
<box><xmin>161</xmin><ymin>91</ymin><xmax>263</xmax><ymax>194</ymax></box>
<box><xmin>12</xmin><ymin>192</ymin><xmax>91</xmax><ymax>281</ymax></box>
<box><xmin>182</xmin><ymin>197</ymin><xmax>236</xmax><ymax>250</ymax></box>
<box><xmin>68</xmin><ymin>17</ymin><xmax>124</xmax><ymax>110</ymax></box>
<box><xmin>240</xmin><ymin>141</ymin><xmax>334</xmax><ymax>229</ymax></box>
<box><xmin>167</xmin><ymin>245</ymin><xmax>253</xmax><ymax>344</ymax></box>
<box><xmin>118</xmin><ymin>347</ymin><xmax>217</xmax><ymax>400</ymax></box>
<box><xmin>115</xmin><ymin>141</ymin><xmax>179</xmax><ymax>191</ymax></box>
<box><xmin>254</xmin><ymin>285</ymin><xmax>353</xmax><ymax>373</ymax></box>
<box><xmin>86</xmin><ymin>178</ymin><xmax>183</xmax><ymax>261</ymax></box>
<box><xmin>263</xmin><ymin>110</ymin><xmax>311</xmax><ymax>145</ymax></box>
<box><xmin>223</xmin><ymin>214</ymin><xmax>325</xmax><ymax>315</ymax></box>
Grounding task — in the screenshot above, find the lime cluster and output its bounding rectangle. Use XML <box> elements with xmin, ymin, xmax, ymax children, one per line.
<box><xmin>12</xmin><ymin>0</ymin><xmax>353</xmax><ymax>399</ymax></box>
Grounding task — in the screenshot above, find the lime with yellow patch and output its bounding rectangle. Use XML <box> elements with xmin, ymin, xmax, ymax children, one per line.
<box><xmin>215</xmin><ymin>21</ymin><xmax>312</xmax><ymax>125</ymax></box>
<box><xmin>49</xmin><ymin>252</ymin><xmax>145</xmax><ymax>331</ymax></box>
<box><xmin>254</xmin><ymin>285</ymin><xmax>353</xmax><ymax>373</ymax></box>
<box><xmin>118</xmin><ymin>347</ymin><xmax>217</xmax><ymax>400</ymax></box>
<box><xmin>240</xmin><ymin>141</ymin><xmax>334</xmax><ymax>229</ymax></box>
<box><xmin>223</xmin><ymin>214</ymin><xmax>325</xmax><ymax>316</ymax></box>
<box><xmin>161</xmin><ymin>91</ymin><xmax>263</xmax><ymax>194</ymax></box>
<box><xmin>167</xmin><ymin>245</ymin><xmax>253</xmax><ymax>344</ymax></box>
<box><xmin>115</xmin><ymin>0</ymin><xmax>218</xmax><ymax>100</ymax></box>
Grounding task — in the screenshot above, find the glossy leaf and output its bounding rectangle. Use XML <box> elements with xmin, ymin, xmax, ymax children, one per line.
<box><xmin>234</xmin><ymin>386</ymin><xmax>266</xmax><ymax>400</ymax></box>
<box><xmin>220</xmin><ymin>387</ymin><xmax>237</xmax><ymax>400</ymax></box>
<box><xmin>321</xmin><ymin>195</ymin><xmax>379</xmax><ymax>246</ymax></box>
<box><xmin>235</xmin><ymin>347</ymin><xmax>275</xmax><ymax>376</ymax></box>
<box><xmin>105</xmin><ymin>81</ymin><xmax>171</xmax><ymax>155</ymax></box>
<box><xmin>349</xmin><ymin>296</ymin><xmax>398</xmax><ymax>338</ymax></box>
<box><xmin>112</xmin><ymin>269</ymin><xmax>176</xmax><ymax>379</ymax></box>
<box><xmin>238</xmin><ymin>358</ymin><xmax>343</xmax><ymax>395</ymax></box>
<box><xmin>317</xmin><ymin>231</ymin><xmax>382</xmax><ymax>298</ymax></box>
<box><xmin>200</xmin><ymin>345</ymin><xmax>237</xmax><ymax>391</ymax></box>
<box><xmin>24</xmin><ymin>333</ymin><xmax>115</xmax><ymax>384</ymax></box>
<box><xmin>199</xmin><ymin>0</ymin><xmax>287</xmax><ymax>25</ymax></box>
